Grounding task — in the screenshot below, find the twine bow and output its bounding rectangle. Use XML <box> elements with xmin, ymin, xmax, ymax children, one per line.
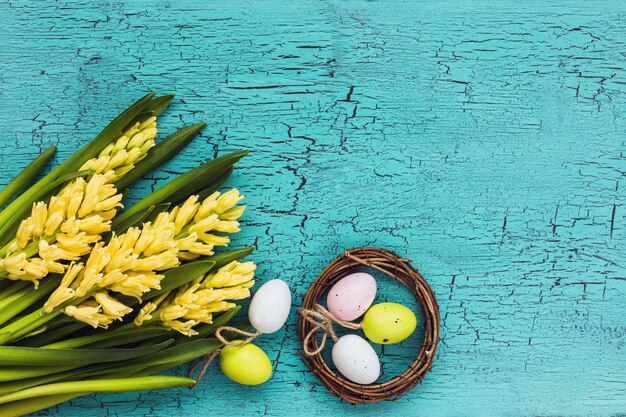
<box><xmin>188</xmin><ymin>326</ymin><xmax>261</xmax><ymax>388</ymax></box>
<box><xmin>299</xmin><ymin>304</ymin><xmax>362</xmax><ymax>356</ymax></box>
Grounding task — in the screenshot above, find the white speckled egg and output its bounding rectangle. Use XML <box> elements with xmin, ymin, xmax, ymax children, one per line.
<box><xmin>326</xmin><ymin>272</ymin><xmax>377</xmax><ymax>321</ymax></box>
<box><xmin>248</xmin><ymin>279</ymin><xmax>291</xmax><ymax>334</ymax></box>
<box><xmin>331</xmin><ymin>334</ymin><xmax>380</xmax><ymax>384</ymax></box>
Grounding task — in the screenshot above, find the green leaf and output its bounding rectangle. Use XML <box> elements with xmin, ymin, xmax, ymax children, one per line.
<box><xmin>209</xmin><ymin>247</ymin><xmax>255</xmax><ymax>269</ymax></box>
<box><xmin>57</xmin><ymin>339</ymin><xmax>218</xmax><ymax>380</ymax></box>
<box><xmin>174</xmin><ymin>166</ymin><xmax>234</xmax><ymax>207</ymax></box>
<box><xmin>0</xmin><ymin>291</ymin><xmax>30</xmax><ymax>316</ymax></box>
<box><xmin>109</xmin><ymin>205</ymin><xmax>155</xmax><ymax>236</ymax></box>
<box><xmin>0</xmin><ymin>330</ymin><xmax>230</xmax><ymax>398</ymax></box>
<box><xmin>126</xmin><ymin>338</ymin><xmax>222</xmax><ymax>369</ymax></box>
<box><xmin>132</xmin><ymin>94</ymin><xmax>175</xmax><ymax>122</ymax></box>
<box><xmin>144</xmin><ymin>260</ymin><xmax>216</xmax><ymax>301</ymax></box>
<box><xmin>41</xmin><ymin>170</ymin><xmax>93</xmax><ymax>194</ymax></box>
<box><xmin>116</xmin><ymin>123</ymin><xmax>206</xmax><ymax>189</ymax></box>
<box><xmin>0</xmin><ymin>338</ymin><xmax>173</xmax><ymax>366</ymax></box>
<box><xmin>112</xmin><ymin>150</ymin><xmax>248</xmax><ymax>230</ymax></box>
<box><xmin>143</xmin><ymin>202</ymin><xmax>171</xmax><ymax>223</ymax></box>
<box><xmin>0</xmin><ymin>375</ymin><xmax>195</xmax><ymax>405</ymax></box>
<box><xmin>43</xmin><ymin>326</ymin><xmax>170</xmax><ymax>350</ymax></box>
<box><xmin>0</xmin><ymin>145</ymin><xmax>56</xmax><ymax>209</ymax></box>
<box><xmin>166</xmin><ymin>150</ymin><xmax>249</xmax><ymax>204</ymax></box>
<box><xmin>148</xmin><ymin>94</ymin><xmax>175</xmax><ymax>116</ymax></box>
<box><xmin>16</xmin><ymin>322</ymin><xmax>85</xmax><ymax>347</ymax></box>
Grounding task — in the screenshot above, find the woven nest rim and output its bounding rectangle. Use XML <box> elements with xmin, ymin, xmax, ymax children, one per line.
<box><xmin>298</xmin><ymin>247</ymin><xmax>440</xmax><ymax>404</ymax></box>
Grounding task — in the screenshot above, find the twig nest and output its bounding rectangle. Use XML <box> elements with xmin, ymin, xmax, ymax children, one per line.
<box><xmin>298</xmin><ymin>247</ymin><xmax>440</xmax><ymax>404</ymax></box>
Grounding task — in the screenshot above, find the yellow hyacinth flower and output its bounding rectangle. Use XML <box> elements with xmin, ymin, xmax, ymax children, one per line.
<box><xmin>80</xmin><ymin>117</ymin><xmax>158</xmax><ymax>183</ymax></box>
<box><xmin>163</xmin><ymin>319</ymin><xmax>198</xmax><ymax>337</ymax></box>
<box><xmin>203</xmin><ymin>260</ymin><xmax>256</xmax><ymax>288</ymax></box>
<box><xmin>43</xmin><ymin>216</ymin><xmax>176</xmax><ymax>326</ymax></box>
<box><xmin>134</xmin><ymin>260</ymin><xmax>255</xmax><ymax>336</ymax></box>
<box><xmin>94</xmin><ymin>291</ymin><xmax>133</xmax><ymax>320</ymax></box>
<box><xmin>42</xmin><ymin>262</ymin><xmax>83</xmax><ymax>313</ymax></box>
<box><xmin>64</xmin><ymin>301</ymin><xmax>115</xmax><ymax>329</ymax></box>
<box><xmin>45</xmin><ymin>192</ymin><xmax>246</xmax><ymax>327</ymax></box>
<box><xmin>134</xmin><ymin>302</ymin><xmax>157</xmax><ymax>326</ymax></box>
<box><xmin>169</xmin><ymin>190</ymin><xmax>246</xmax><ymax>261</ymax></box>
<box><xmin>0</xmin><ymin>118</ymin><xmax>158</xmax><ymax>287</ymax></box>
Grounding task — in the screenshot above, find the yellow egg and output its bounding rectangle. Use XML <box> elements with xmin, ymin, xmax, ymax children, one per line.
<box><xmin>219</xmin><ymin>341</ymin><xmax>272</xmax><ymax>385</ymax></box>
<box><xmin>362</xmin><ymin>302</ymin><xmax>417</xmax><ymax>344</ymax></box>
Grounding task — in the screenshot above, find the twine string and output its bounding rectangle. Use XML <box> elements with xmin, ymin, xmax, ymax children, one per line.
<box><xmin>188</xmin><ymin>326</ymin><xmax>261</xmax><ymax>388</ymax></box>
<box><xmin>299</xmin><ymin>304</ymin><xmax>362</xmax><ymax>356</ymax></box>
<box><xmin>215</xmin><ymin>326</ymin><xmax>261</xmax><ymax>347</ymax></box>
<box><xmin>188</xmin><ymin>350</ymin><xmax>220</xmax><ymax>388</ymax></box>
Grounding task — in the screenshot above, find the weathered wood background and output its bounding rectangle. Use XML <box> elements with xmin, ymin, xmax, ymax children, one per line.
<box><xmin>1</xmin><ymin>0</ymin><xmax>625</xmax><ymax>416</ymax></box>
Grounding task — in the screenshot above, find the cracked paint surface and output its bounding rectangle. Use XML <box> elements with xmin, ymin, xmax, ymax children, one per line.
<box><xmin>1</xmin><ymin>0</ymin><xmax>625</xmax><ymax>416</ymax></box>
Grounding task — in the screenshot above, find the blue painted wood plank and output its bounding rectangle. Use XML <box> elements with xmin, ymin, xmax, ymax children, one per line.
<box><xmin>0</xmin><ymin>0</ymin><xmax>625</xmax><ymax>416</ymax></box>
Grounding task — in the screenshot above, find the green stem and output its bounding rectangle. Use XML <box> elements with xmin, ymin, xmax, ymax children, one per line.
<box><xmin>0</xmin><ymin>281</ymin><xmax>29</xmax><ymax>303</ymax></box>
<box><xmin>0</xmin><ymin>276</ymin><xmax>59</xmax><ymax>327</ymax></box>
<box><xmin>0</xmin><ymin>308</ymin><xmax>61</xmax><ymax>343</ymax></box>
<box><xmin>0</xmin><ymin>375</ymin><xmax>195</xmax><ymax>405</ymax></box>
<box><xmin>0</xmin><ymin>393</ymin><xmax>81</xmax><ymax>417</ymax></box>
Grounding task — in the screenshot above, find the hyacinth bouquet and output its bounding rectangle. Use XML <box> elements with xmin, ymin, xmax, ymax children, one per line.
<box><xmin>0</xmin><ymin>93</ymin><xmax>256</xmax><ymax>416</ymax></box>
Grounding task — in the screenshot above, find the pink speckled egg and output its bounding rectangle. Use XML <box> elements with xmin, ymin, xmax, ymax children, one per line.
<box><xmin>326</xmin><ymin>273</ymin><xmax>377</xmax><ymax>321</ymax></box>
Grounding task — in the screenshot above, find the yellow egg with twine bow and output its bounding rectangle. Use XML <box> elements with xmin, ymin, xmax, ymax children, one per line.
<box><xmin>362</xmin><ymin>302</ymin><xmax>417</xmax><ymax>344</ymax></box>
<box><xmin>219</xmin><ymin>340</ymin><xmax>272</xmax><ymax>385</ymax></box>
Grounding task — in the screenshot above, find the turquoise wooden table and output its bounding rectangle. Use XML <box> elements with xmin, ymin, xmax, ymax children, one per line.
<box><xmin>1</xmin><ymin>1</ymin><xmax>625</xmax><ymax>416</ymax></box>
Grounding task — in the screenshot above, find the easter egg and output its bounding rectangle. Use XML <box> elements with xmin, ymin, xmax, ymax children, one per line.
<box><xmin>219</xmin><ymin>341</ymin><xmax>272</xmax><ymax>385</ymax></box>
<box><xmin>362</xmin><ymin>302</ymin><xmax>417</xmax><ymax>344</ymax></box>
<box><xmin>331</xmin><ymin>334</ymin><xmax>380</xmax><ymax>384</ymax></box>
<box><xmin>248</xmin><ymin>279</ymin><xmax>291</xmax><ymax>333</ymax></box>
<box><xmin>326</xmin><ymin>272</ymin><xmax>376</xmax><ymax>321</ymax></box>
